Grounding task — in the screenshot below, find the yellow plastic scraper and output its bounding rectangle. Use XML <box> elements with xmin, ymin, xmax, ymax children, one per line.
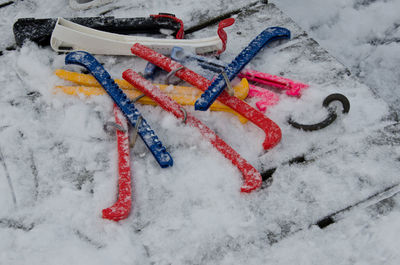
<box><xmin>54</xmin><ymin>69</ymin><xmax>249</xmax><ymax>123</ymax></box>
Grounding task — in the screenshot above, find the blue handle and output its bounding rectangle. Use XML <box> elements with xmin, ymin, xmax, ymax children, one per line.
<box><xmin>65</xmin><ymin>51</ymin><xmax>173</xmax><ymax>168</ymax></box>
<box><xmin>143</xmin><ymin>62</ymin><xmax>160</xmax><ymax>80</ymax></box>
<box><xmin>194</xmin><ymin>27</ymin><xmax>291</xmax><ymax>111</ymax></box>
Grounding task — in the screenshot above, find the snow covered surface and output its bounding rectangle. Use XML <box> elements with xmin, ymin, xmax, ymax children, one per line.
<box><xmin>275</xmin><ymin>0</ymin><xmax>400</xmax><ymax>112</ymax></box>
<box><xmin>0</xmin><ymin>0</ymin><xmax>399</xmax><ymax>264</ymax></box>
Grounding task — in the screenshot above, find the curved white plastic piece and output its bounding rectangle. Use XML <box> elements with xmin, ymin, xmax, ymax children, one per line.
<box><xmin>69</xmin><ymin>0</ymin><xmax>113</xmax><ymax>10</ymax></box>
<box><xmin>50</xmin><ymin>18</ymin><xmax>223</xmax><ymax>55</ymax></box>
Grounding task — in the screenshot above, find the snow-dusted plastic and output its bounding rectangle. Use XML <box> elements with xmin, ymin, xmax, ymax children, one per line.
<box><xmin>69</xmin><ymin>0</ymin><xmax>113</xmax><ymax>10</ymax></box>
<box><xmin>53</xmin><ymin>69</ymin><xmax>250</xmax><ymax>123</ymax></box>
<box><xmin>170</xmin><ymin>46</ymin><xmax>305</xmax><ymax>111</ymax></box>
<box><xmin>102</xmin><ymin>105</ymin><xmax>132</xmax><ymax>221</ymax></box>
<box><xmin>238</xmin><ymin>69</ymin><xmax>309</xmax><ymax>97</ymax></box>
<box><xmin>194</xmin><ymin>27</ymin><xmax>291</xmax><ymax>111</ymax></box>
<box><xmin>122</xmin><ymin>70</ymin><xmax>262</xmax><ymax>193</ymax></box>
<box><xmin>130</xmin><ymin>43</ymin><xmax>282</xmax><ymax>150</ymax></box>
<box><xmin>54</xmin><ymin>69</ymin><xmax>249</xmax><ymax>100</ymax></box>
<box><xmin>65</xmin><ymin>51</ymin><xmax>173</xmax><ymax>168</ymax></box>
<box><xmin>170</xmin><ymin>46</ymin><xmax>308</xmax><ymax>95</ymax></box>
<box><xmin>51</xmin><ymin>17</ymin><xmax>233</xmax><ymax>55</ymax></box>
<box><xmin>14</xmin><ymin>14</ymin><xmax>183</xmax><ymax>47</ymax></box>
<box><xmin>247</xmin><ymin>85</ymin><xmax>280</xmax><ymax>112</ymax></box>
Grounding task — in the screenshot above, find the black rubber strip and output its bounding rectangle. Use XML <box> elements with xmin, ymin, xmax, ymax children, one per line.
<box><xmin>0</xmin><ymin>1</ymin><xmax>14</xmax><ymax>9</ymax></box>
<box><xmin>261</xmin><ymin>154</ymin><xmax>308</xmax><ymax>182</ymax></box>
<box><xmin>185</xmin><ymin>0</ymin><xmax>268</xmax><ymax>34</ymax></box>
<box><xmin>315</xmin><ymin>216</ymin><xmax>335</xmax><ymax>229</ymax></box>
<box><xmin>13</xmin><ymin>14</ymin><xmax>182</xmax><ymax>47</ymax></box>
<box><xmin>315</xmin><ymin>183</ymin><xmax>400</xmax><ymax>229</ymax></box>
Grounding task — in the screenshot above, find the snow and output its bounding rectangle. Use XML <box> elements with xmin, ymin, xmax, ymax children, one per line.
<box><xmin>0</xmin><ymin>0</ymin><xmax>400</xmax><ymax>264</ymax></box>
<box><xmin>275</xmin><ymin>0</ymin><xmax>400</xmax><ymax>112</ymax></box>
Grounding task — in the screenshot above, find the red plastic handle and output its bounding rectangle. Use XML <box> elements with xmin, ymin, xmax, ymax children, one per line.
<box><xmin>216</xmin><ymin>18</ymin><xmax>235</xmax><ymax>55</ymax></box>
<box><xmin>122</xmin><ymin>70</ymin><xmax>262</xmax><ymax>192</ymax></box>
<box><xmin>102</xmin><ymin>105</ymin><xmax>132</xmax><ymax>221</ymax></box>
<box><xmin>130</xmin><ymin>43</ymin><xmax>281</xmax><ymax>150</ymax></box>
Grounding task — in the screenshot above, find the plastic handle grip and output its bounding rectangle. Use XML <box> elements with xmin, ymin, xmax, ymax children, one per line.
<box><xmin>102</xmin><ymin>105</ymin><xmax>133</xmax><ymax>221</ymax></box>
<box><xmin>194</xmin><ymin>27</ymin><xmax>291</xmax><ymax>111</ymax></box>
<box><xmin>130</xmin><ymin>43</ymin><xmax>282</xmax><ymax>150</ymax></box>
<box><xmin>65</xmin><ymin>51</ymin><xmax>173</xmax><ymax>168</ymax></box>
<box><xmin>122</xmin><ymin>69</ymin><xmax>262</xmax><ymax>193</ymax></box>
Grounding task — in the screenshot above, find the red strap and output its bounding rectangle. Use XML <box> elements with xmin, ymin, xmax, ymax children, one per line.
<box><xmin>151</xmin><ymin>14</ymin><xmax>185</xmax><ymax>39</ymax></box>
<box><xmin>122</xmin><ymin>70</ymin><xmax>262</xmax><ymax>193</ymax></box>
<box><xmin>102</xmin><ymin>105</ymin><xmax>132</xmax><ymax>221</ymax></box>
<box><xmin>130</xmin><ymin>43</ymin><xmax>281</xmax><ymax>150</ymax></box>
<box><xmin>216</xmin><ymin>18</ymin><xmax>235</xmax><ymax>55</ymax></box>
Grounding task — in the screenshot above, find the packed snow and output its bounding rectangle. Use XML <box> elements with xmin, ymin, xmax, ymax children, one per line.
<box><xmin>0</xmin><ymin>0</ymin><xmax>399</xmax><ymax>264</ymax></box>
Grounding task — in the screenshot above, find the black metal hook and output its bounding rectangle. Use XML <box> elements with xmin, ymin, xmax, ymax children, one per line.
<box><xmin>288</xmin><ymin>93</ymin><xmax>350</xmax><ymax>131</ymax></box>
